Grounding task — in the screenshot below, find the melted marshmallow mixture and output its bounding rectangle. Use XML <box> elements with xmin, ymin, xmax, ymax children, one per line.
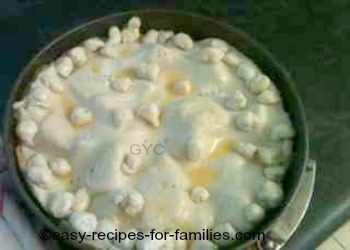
<box><xmin>13</xmin><ymin>17</ymin><xmax>295</xmax><ymax>250</ymax></box>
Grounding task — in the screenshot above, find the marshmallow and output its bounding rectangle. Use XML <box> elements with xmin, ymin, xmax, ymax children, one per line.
<box><xmin>257</xmin><ymin>180</ymin><xmax>283</xmax><ymax>208</ymax></box>
<box><xmin>70</xmin><ymin>106</ymin><xmax>93</xmax><ymax>126</ymax></box>
<box><xmin>69</xmin><ymin>211</ymin><xmax>98</xmax><ymax>233</ymax></box>
<box><xmin>121</xmin><ymin>154</ymin><xmax>141</xmax><ymax>175</ymax></box>
<box><xmin>47</xmin><ymin>192</ymin><xmax>74</xmax><ymax>218</ymax></box>
<box><xmin>108</xmin><ymin>26</ymin><xmax>122</xmax><ymax>44</ymax></box>
<box><xmin>158</xmin><ymin>30</ymin><xmax>174</xmax><ymax>43</ymax></box>
<box><xmin>84</xmin><ymin>37</ymin><xmax>105</xmax><ymax>51</ymax></box>
<box><xmin>110</xmin><ymin>77</ymin><xmax>134</xmax><ymax>93</ymax></box>
<box><xmin>190</xmin><ymin>186</ymin><xmax>210</xmax><ymax>203</ymax></box>
<box><xmin>55</xmin><ymin>56</ymin><xmax>74</xmax><ymax>78</ymax></box>
<box><xmin>236</xmin><ymin>63</ymin><xmax>257</xmax><ymax>82</ymax></box>
<box><xmin>201</xmin><ymin>47</ymin><xmax>225</xmax><ymax>64</ymax></box>
<box><xmin>271</xmin><ymin>123</ymin><xmax>295</xmax><ymax>140</ymax></box>
<box><xmin>257</xmin><ymin>90</ymin><xmax>281</xmax><ymax>104</ymax></box>
<box><xmin>235</xmin><ymin>112</ymin><xmax>261</xmax><ymax>132</ymax></box>
<box><xmin>48</xmin><ymin>158</ymin><xmax>72</xmax><ymax>177</ymax></box>
<box><xmin>16</xmin><ymin>119</ymin><xmax>38</xmax><ymax>145</ymax></box>
<box><xmin>264</xmin><ymin>166</ymin><xmax>287</xmax><ymax>182</ymax></box>
<box><xmin>244</xmin><ymin>203</ymin><xmax>265</xmax><ymax>223</ymax></box>
<box><xmin>136</xmin><ymin>63</ymin><xmax>160</xmax><ymax>81</ymax></box>
<box><xmin>26</xmin><ymin>165</ymin><xmax>53</xmax><ymax>188</ymax></box>
<box><xmin>249</xmin><ymin>75</ymin><xmax>271</xmax><ymax>94</ymax></box>
<box><xmin>128</xmin><ymin>17</ymin><xmax>141</xmax><ymax>29</ymax></box>
<box><xmin>224</xmin><ymin>90</ymin><xmax>247</xmax><ymax>110</ymax></box>
<box><xmin>258</xmin><ymin>147</ymin><xmax>282</xmax><ymax>166</ymax></box>
<box><xmin>235</xmin><ymin>141</ymin><xmax>257</xmax><ymax>159</ymax></box>
<box><xmin>138</xmin><ymin>103</ymin><xmax>160</xmax><ymax>127</ymax></box>
<box><xmin>142</xmin><ymin>30</ymin><xmax>159</xmax><ymax>44</ymax></box>
<box><xmin>173</xmin><ymin>33</ymin><xmax>193</xmax><ymax>51</ymax></box>
<box><xmin>72</xmin><ymin>188</ymin><xmax>91</xmax><ymax>211</ymax></box>
<box><xmin>100</xmin><ymin>43</ymin><xmax>119</xmax><ymax>58</ymax></box>
<box><xmin>114</xmin><ymin>189</ymin><xmax>144</xmax><ymax>217</ymax></box>
<box><xmin>223</xmin><ymin>52</ymin><xmax>240</xmax><ymax>67</ymax></box>
<box><xmin>26</xmin><ymin>153</ymin><xmax>47</xmax><ymax>169</ymax></box>
<box><xmin>68</xmin><ymin>46</ymin><xmax>87</xmax><ymax>67</ymax></box>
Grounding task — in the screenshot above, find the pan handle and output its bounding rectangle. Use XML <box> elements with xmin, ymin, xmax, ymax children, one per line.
<box><xmin>256</xmin><ymin>159</ymin><xmax>316</xmax><ymax>250</ymax></box>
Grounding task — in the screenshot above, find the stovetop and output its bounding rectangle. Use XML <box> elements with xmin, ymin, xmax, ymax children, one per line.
<box><xmin>1</xmin><ymin>1</ymin><xmax>349</xmax><ymax>249</ymax></box>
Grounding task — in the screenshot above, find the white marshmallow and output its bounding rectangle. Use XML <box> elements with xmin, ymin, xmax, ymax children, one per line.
<box><xmin>72</xmin><ymin>188</ymin><xmax>91</xmax><ymax>211</ymax></box>
<box><xmin>191</xmin><ymin>186</ymin><xmax>210</xmax><ymax>203</ymax></box>
<box><xmin>68</xmin><ymin>46</ymin><xmax>87</xmax><ymax>67</ymax></box>
<box><xmin>108</xmin><ymin>26</ymin><xmax>122</xmax><ymax>44</ymax></box>
<box><xmin>111</xmin><ymin>107</ymin><xmax>134</xmax><ymax>128</ymax></box>
<box><xmin>223</xmin><ymin>52</ymin><xmax>240</xmax><ymax>67</ymax></box>
<box><xmin>213</xmin><ymin>222</ymin><xmax>236</xmax><ymax>246</ymax></box>
<box><xmin>249</xmin><ymin>75</ymin><xmax>271</xmax><ymax>94</ymax></box>
<box><xmin>235</xmin><ymin>112</ymin><xmax>261</xmax><ymax>132</ymax></box>
<box><xmin>136</xmin><ymin>63</ymin><xmax>160</xmax><ymax>81</ymax></box>
<box><xmin>111</xmin><ymin>77</ymin><xmax>134</xmax><ymax>92</ymax></box>
<box><xmin>121</xmin><ymin>154</ymin><xmax>141</xmax><ymax>175</ymax></box>
<box><xmin>172</xmin><ymin>80</ymin><xmax>191</xmax><ymax>95</ymax></box>
<box><xmin>138</xmin><ymin>103</ymin><xmax>160</xmax><ymax>127</ymax></box>
<box><xmin>70</xmin><ymin>106</ymin><xmax>93</xmax><ymax>126</ymax></box>
<box><xmin>121</xmin><ymin>27</ymin><xmax>140</xmax><ymax>43</ymax></box>
<box><xmin>201</xmin><ymin>47</ymin><xmax>225</xmax><ymax>64</ymax></box>
<box><xmin>114</xmin><ymin>189</ymin><xmax>144</xmax><ymax>217</ymax></box>
<box><xmin>258</xmin><ymin>147</ymin><xmax>282</xmax><ymax>166</ymax></box>
<box><xmin>84</xmin><ymin>37</ymin><xmax>105</xmax><ymax>51</ymax></box>
<box><xmin>257</xmin><ymin>180</ymin><xmax>284</xmax><ymax>208</ymax></box>
<box><xmin>264</xmin><ymin>166</ymin><xmax>287</xmax><ymax>182</ymax></box>
<box><xmin>271</xmin><ymin>123</ymin><xmax>295</xmax><ymax>140</ymax></box>
<box><xmin>128</xmin><ymin>16</ymin><xmax>141</xmax><ymax>29</ymax></box>
<box><xmin>244</xmin><ymin>203</ymin><xmax>265</xmax><ymax>223</ymax></box>
<box><xmin>16</xmin><ymin>119</ymin><xmax>38</xmax><ymax>145</ymax></box>
<box><xmin>191</xmin><ymin>240</ymin><xmax>218</xmax><ymax>250</ymax></box>
<box><xmin>47</xmin><ymin>192</ymin><xmax>74</xmax><ymax>218</ymax></box>
<box><xmin>55</xmin><ymin>56</ymin><xmax>74</xmax><ymax>78</ymax></box>
<box><xmin>235</xmin><ymin>141</ymin><xmax>257</xmax><ymax>159</ymax></box>
<box><xmin>121</xmin><ymin>189</ymin><xmax>144</xmax><ymax>216</ymax></box>
<box><xmin>69</xmin><ymin>211</ymin><xmax>98</xmax><ymax>233</ymax></box>
<box><xmin>224</xmin><ymin>90</ymin><xmax>247</xmax><ymax>110</ymax></box>
<box><xmin>28</xmin><ymin>85</ymin><xmax>54</xmax><ymax>107</ymax></box>
<box><xmin>48</xmin><ymin>158</ymin><xmax>72</xmax><ymax>177</ymax></box>
<box><xmin>173</xmin><ymin>33</ymin><xmax>193</xmax><ymax>51</ymax></box>
<box><xmin>100</xmin><ymin>42</ymin><xmax>120</xmax><ymax>58</ymax></box>
<box><xmin>257</xmin><ymin>90</ymin><xmax>281</xmax><ymax>104</ymax></box>
<box><xmin>158</xmin><ymin>30</ymin><xmax>174</xmax><ymax>43</ymax></box>
<box><xmin>236</xmin><ymin>63</ymin><xmax>257</xmax><ymax>82</ymax></box>
<box><xmin>26</xmin><ymin>153</ymin><xmax>47</xmax><ymax>168</ymax></box>
<box><xmin>26</xmin><ymin>165</ymin><xmax>53</xmax><ymax>188</ymax></box>
<box><xmin>142</xmin><ymin>30</ymin><xmax>159</xmax><ymax>44</ymax></box>
<box><xmin>41</xmin><ymin>74</ymin><xmax>64</xmax><ymax>93</ymax></box>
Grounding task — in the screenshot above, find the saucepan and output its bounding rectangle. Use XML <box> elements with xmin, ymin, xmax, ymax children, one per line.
<box><xmin>2</xmin><ymin>9</ymin><xmax>310</xmax><ymax>249</ymax></box>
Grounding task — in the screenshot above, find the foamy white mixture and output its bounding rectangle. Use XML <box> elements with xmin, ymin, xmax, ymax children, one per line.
<box><xmin>13</xmin><ymin>17</ymin><xmax>295</xmax><ymax>249</ymax></box>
